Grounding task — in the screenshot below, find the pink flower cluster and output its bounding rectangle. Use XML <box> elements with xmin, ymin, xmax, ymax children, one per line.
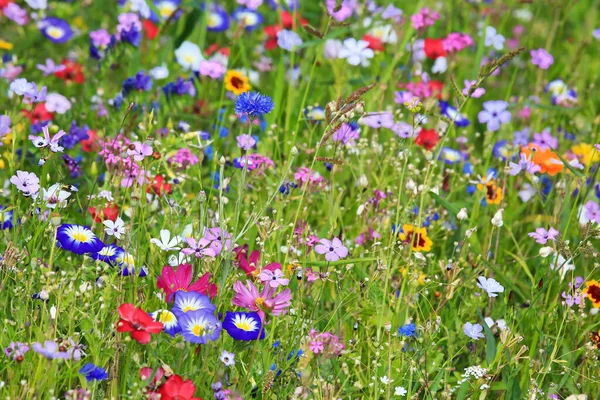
<box><xmin>410</xmin><ymin>7</ymin><xmax>440</xmax><ymax>30</ymax></box>
<box><xmin>99</xmin><ymin>135</ymin><xmax>153</xmax><ymax>187</ymax></box>
<box><xmin>442</xmin><ymin>33</ymin><xmax>474</xmax><ymax>53</ymax></box>
<box><xmin>294</xmin><ymin>167</ymin><xmax>328</xmax><ymax>192</ymax></box>
<box><xmin>168</xmin><ymin>148</ymin><xmax>199</xmax><ymax>169</ymax></box>
<box><xmin>307</xmin><ymin>329</ymin><xmax>345</xmax><ymax>358</ymax></box>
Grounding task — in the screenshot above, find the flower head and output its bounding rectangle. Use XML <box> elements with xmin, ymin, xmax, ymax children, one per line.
<box><xmin>234</xmin><ymin>91</ymin><xmax>274</xmax><ymax>116</ymax></box>
<box><xmin>314</xmin><ymin>238</ymin><xmax>349</xmax><ymax>262</ymax></box>
<box><xmin>116</xmin><ymin>303</ymin><xmax>164</xmax><ymax>344</ymax></box>
<box><xmin>583</xmin><ymin>280</ymin><xmax>600</xmax><ymax>308</ymax></box>
<box><xmin>178</xmin><ymin>310</ymin><xmax>222</xmax><ymax>344</ymax></box>
<box><xmin>223</xmin><ymin>311</ymin><xmax>265</xmax><ymax>341</ymax></box>
<box><xmin>57</xmin><ymin>224</ymin><xmax>104</xmax><ymax>255</ymax></box>
<box><xmin>463</xmin><ymin>322</ymin><xmax>485</xmax><ymax>340</ymax></box>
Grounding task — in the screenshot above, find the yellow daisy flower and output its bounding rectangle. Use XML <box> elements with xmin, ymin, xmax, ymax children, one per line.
<box><xmin>398</xmin><ymin>224</ymin><xmax>433</xmax><ymax>252</ymax></box>
<box><xmin>224</xmin><ymin>70</ymin><xmax>251</xmax><ymax>95</ymax></box>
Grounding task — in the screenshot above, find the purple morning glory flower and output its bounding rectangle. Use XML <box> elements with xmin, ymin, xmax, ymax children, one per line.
<box><xmin>222</xmin><ymin>311</ymin><xmax>265</xmax><ymax>341</ymax></box>
<box><xmin>172</xmin><ymin>291</ymin><xmax>216</xmax><ymax>319</ymax></box>
<box><xmin>38</xmin><ymin>17</ymin><xmax>74</xmax><ymax>44</ymax></box>
<box><xmin>478</xmin><ymin>101</ymin><xmax>511</xmax><ymax>131</ymax></box>
<box><xmin>178</xmin><ymin>309</ymin><xmax>222</xmax><ymax>344</ymax></box>
<box><xmin>528</xmin><ymin>227</ymin><xmax>559</xmax><ymax>244</ymax></box>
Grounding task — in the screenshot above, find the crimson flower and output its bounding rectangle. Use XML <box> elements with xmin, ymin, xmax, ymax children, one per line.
<box><xmin>157</xmin><ymin>263</ymin><xmax>217</xmax><ymax>301</ymax></box>
<box><xmin>89</xmin><ymin>203</ymin><xmax>119</xmax><ymax>223</ymax></box>
<box><xmin>143</xmin><ymin>19</ymin><xmax>159</xmax><ymax>40</ymax></box>
<box><xmin>116</xmin><ymin>304</ymin><xmax>164</xmax><ymax>344</ymax></box>
<box><xmin>22</xmin><ymin>103</ymin><xmax>54</xmax><ymax>124</ymax></box>
<box><xmin>147</xmin><ymin>174</ymin><xmax>173</xmax><ymax>196</ymax></box>
<box><xmin>424</xmin><ymin>38</ymin><xmax>446</xmax><ymax>59</ymax></box>
<box><xmin>81</xmin><ymin>129</ymin><xmax>99</xmax><ymax>152</ymax></box>
<box><xmin>54</xmin><ymin>60</ymin><xmax>85</xmax><ymax>84</ymax></box>
<box><xmin>234</xmin><ymin>245</ymin><xmax>281</xmax><ymax>277</ymax></box>
<box><xmin>415</xmin><ymin>129</ymin><xmax>440</xmax><ymax>150</ymax></box>
<box><xmin>363</xmin><ymin>34</ymin><xmax>384</xmax><ymax>52</ymax></box>
<box><xmin>158</xmin><ymin>375</ymin><xmax>201</xmax><ymax>400</ymax></box>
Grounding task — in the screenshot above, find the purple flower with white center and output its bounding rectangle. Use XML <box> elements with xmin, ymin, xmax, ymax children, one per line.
<box><xmin>530</xmin><ymin>49</ymin><xmax>554</xmax><ymax>70</ymax></box>
<box><xmin>361</xmin><ymin>112</ymin><xmax>395</xmax><ymax>129</ymax></box>
<box><xmin>332</xmin><ymin>123</ymin><xmax>360</xmax><ymax>145</ymax></box>
<box><xmin>513</xmin><ymin>128</ymin><xmax>530</xmax><ymax>146</ymax></box>
<box><xmin>179</xmin><ymin>309</ymin><xmax>221</xmax><ymax>344</ymax></box>
<box><xmin>127</xmin><ymin>142</ymin><xmax>153</xmax><ymax>161</ymax></box>
<box><xmin>462</xmin><ymin>80</ymin><xmax>485</xmax><ymax>98</ymax></box>
<box><xmin>528</xmin><ymin>227</ymin><xmax>559</xmax><ymax>244</ymax></box>
<box><xmin>32</xmin><ymin>340</ymin><xmax>69</xmax><ymax>360</ymax></box>
<box><xmin>584</xmin><ymin>200</ymin><xmax>600</xmax><ymax>224</ymax></box>
<box><xmin>4</xmin><ymin>342</ymin><xmax>29</xmax><ymax>361</ymax></box>
<box><xmin>236</xmin><ymin>134</ymin><xmax>256</xmax><ymax>150</ymax></box>
<box><xmin>172</xmin><ymin>291</ymin><xmax>216</xmax><ymax>318</ymax></box>
<box><xmin>477</xmin><ymin>100</ymin><xmax>511</xmax><ymax>131</ymax></box>
<box><xmin>182</xmin><ymin>237</ymin><xmax>216</xmax><ymax>258</ymax></box>
<box><xmin>36</xmin><ymin>59</ymin><xmax>66</xmax><ymax>77</ymax></box>
<box><xmin>532</xmin><ymin>128</ymin><xmax>558</xmax><ymax>150</ymax></box>
<box><xmin>314</xmin><ymin>238</ymin><xmax>349</xmax><ymax>262</ymax></box>
<box><xmin>29</xmin><ymin>125</ymin><xmax>66</xmax><ymax>152</ymax></box>
<box><xmin>325</xmin><ymin>0</ymin><xmax>354</xmax><ymax>21</ymax></box>
<box><xmin>38</xmin><ymin>17</ymin><xmax>74</xmax><ymax>44</ymax></box>
<box><xmin>258</xmin><ymin>269</ymin><xmax>290</xmax><ymax>288</ymax></box>
<box><xmin>10</xmin><ymin>170</ymin><xmax>40</xmax><ymax>197</ymax></box>
<box><xmin>202</xmin><ymin>227</ymin><xmax>231</xmax><ymax>256</ymax></box>
<box><xmin>24</xmin><ymin>83</ymin><xmax>47</xmax><ymax>103</ymax></box>
<box><xmin>463</xmin><ymin>322</ymin><xmax>485</xmax><ymax>340</ymax></box>
<box><xmin>0</xmin><ymin>115</ymin><xmax>11</xmax><ymax>138</ymax></box>
<box><xmin>508</xmin><ymin>153</ymin><xmax>541</xmax><ymax>176</ymax></box>
<box><xmin>3</xmin><ymin>3</ymin><xmax>29</xmax><ymax>25</ymax></box>
<box><xmin>277</xmin><ymin>30</ymin><xmax>303</xmax><ymax>51</ymax></box>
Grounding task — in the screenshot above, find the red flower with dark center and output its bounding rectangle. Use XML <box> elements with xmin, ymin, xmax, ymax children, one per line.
<box><xmin>88</xmin><ymin>203</ymin><xmax>119</xmax><ymax>223</ymax></box>
<box><xmin>415</xmin><ymin>129</ymin><xmax>440</xmax><ymax>150</ymax></box>
<box><xmin>143</xmin><ymin>19</ymin><xmax>159</xmax><ymax>40</ymax></box>
<box><xmin>158</xmin><ymin>375</ymin><xmax>201</xmax><ymax>400</ymax></box>
<box><xmin>424</xmin><ymin>38</ymin><xmax>446</xmax><ymax>59</ymax></box>
<box><xmin>22</xmin><ymin>103</ymin><xmax>54</xmax><ymax>124</ymax></box>
<box><xmin>157</xmin><ymin>263</ymin><xmax>218</xmax><ymax>301</ymax></box>
<box><xmin>81</xmin><ymin>129</ymin><xmax>99</xmax><ymax>152</ymax></box>
<box><xmin>363</xmin><ymin>34</ymin><xmax>384</xmax><ymax>52</ymax></box>
<box><xmin>147</xmin><ymin>174</ymin><xmax>173</xmax><ymax>196</ymax></box>
<box><xmin>55</xmin><ymin>60</ymin><xmax>85</xmax><ymax>84</ymax></box>
<box><xmin>116</xmin><ymin>303</ymin><xmax>164</xmax><ymax>344</ymax></box>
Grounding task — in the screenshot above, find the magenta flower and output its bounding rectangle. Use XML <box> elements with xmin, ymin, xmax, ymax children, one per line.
<box><xmin>532</xmin><ymin>128</ymin><xmax>558</xmax><ymax>150</ymax></box>
<box><xmin>528</xmin><ymin>227</ymin><xmax>559</xmax><ymax>244</ymax></box>
<box><xmin>182</xmin><ymin>237</ymin><xmax>216</xmax><ymax>258</ymax></box>
<box><xmin>127</xmin><ymin>141</ymin><xmax>153</xmax><ymax>161</ymax></box>
<box><xmin>314</xmin><ymin>238</ymin><xmax>349</xmax><ymax>262</ymax></box>
<box><xmin>258</xmin><ymin>269</ymin><xmax>289</xmax><ymax>288</ymax></box>
<box><xmin>410</xmin><ymin>7</ymin><xmax>440</xmax><ymax>30</ymax></box>
<box><xmin>309</xmin><ymin>341</ymin><xmax>324</xmax><ymax>353</ymax></box>
<box><xmin>462</xmin><ymin>80</ymin><xmax>485</xmax><ymax>98</ymax></box>
<box><xmin>202</xmin><ymin>227</ymin><xmax>231</xmax><ymax>256</ymax></box>
<box><xmin>198</xmin><ymin>60</ymin><xmax>226</xmax><ymax>79</ymax></box>
<box><xmin>232</xmin><ymin>280</ymin><xmax>292</xmax><ymax>321</ymax></box>
<box><xmin>530</xmin><ymin>48</ymin><xmax>554</xmax><ymax>70</ymax></box>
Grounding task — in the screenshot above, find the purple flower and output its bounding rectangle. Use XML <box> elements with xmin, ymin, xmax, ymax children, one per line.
<box><xmin>332</xmin><ymin>123</ymin><xmax>359</xmax><ymax>144</ymax></box>
<box><xmin>394</xmin><ymin>91</ymin><xmax>414</xmax><ymax>104</ymax></box>
<box><xmin>236</xmin><ymin>134</ymin><xmax>257</xmax><ymax>150</ymax></box>
<box><xmin>0</xmin><ymin>115</ymin><xmax>12</xmax><ymax>138</ymax></box>
<box><xmin>513</xmin><ymin>128</ymin><xmax>530</xmax><ymax>146</ymax></box>
<box><xmin>38</xmin><ymin>17</ymin><xmax>73</xmax><ymax>44</ymax></box>
<box><xmin>325</xmin><ymin>0</ymin><xmax>354</xmax><ymax>22</ymax></box>
<box><xmin>528</xmin><ymin>227</ymin><xmax>559</xmax><ymax>244</ymax></box>
<box><xmin>9</xmin><ymin>78</ymin><xmax>35</xmax><ymax>96</ymax></box>
<box><xmin>36</xmin><ymin>59</ymin><xmax>65</xmax><ymax>76</ymax></box>
<box><xmin>10</xmin><ymin>170</ymin><xmax>40</xmax><ymax>197</ymax></box>
<box><xmin>530</xmin><ymin>48</ymin><xmax>554</xmax><ymax>70</ymax></box>
<box><xmin>202</xmin><ymin>227</ymin><xmax>231</xmax><ymax>255</ymax></box>
<box><xmin>32</xmin><ymin>340</ymin><xmax>69</xmax><ymax>360</ymax></box>
<box><xmin>277</xmin><ymin>30</ymin><xmax>303</xmax><ymax>51</ymax></box>
<box><xmin>90</xmin><ymin>29</ymin><xmax>112</xmax><ymax>48</ymax></box>
<box><xmin>127</xmin><ymin>141</ymin><xmax>153</xmax><ymax>161</ymax></box>
<box><xmin>584</xmin><ymin>200</ymin><xmax>600</xmax><ymax>224</ymax></box>
<box><xmin>117</xmin><ymin>13</ymin><xmax>142</xmax><ymax>46</ymax></box>
<box><xmin>508</xmin><ymin>153</ymin><xmax>541</xmax><ymax>176</ymax></box>
<box><xmin>3</xmin><ymin>3</ymin><xmax>29</xmax><ymax>25</ymax></box>
<box><xmin>314</xmin><ymin>238</ymin><xmax>349</xmax><ymax>262</ymax></box>
<box><xmin>463</xmin><ymin>322</ymin><xmax>485</xmax><ymax>340</ymax></box>
<box><xmin>182</xmin><ymin>237</ymin><xmax>216</xmax><ymax>258</ymax></box>
<box><xmin>462</xmin><ymin>80</ymin><xmax>485</xmax><ymax>98</ymax></box>
<box><xmin>4</xmin><ymin>342</ymin><xmax>29</xmax><ymax>361</ymax></box>
<box><xmin>172</xmin><ymin>291</ymin><xmax>216</xmax><ymax>318</ymax></box>
<box><xmin>477</xmin><ymin>101</ymin><xmax>511</xmax><ymax>131</ymax></box>
<box><xmin>178</xmin><ymin>310</ymin><xmax>222</xmax><ymax>344</ymax></box>
<box><xmin>258</xmin><ymin>269</ymin><xmax>289</xmax><ymax>288</ymax></box>
<box><xmin>532</xmin><ymin>128</ymin><xmax>558</xmax><ymax>150</ymax></box>
<box><xmin>361</xmin><ymin>112</ymin><xmax>395</xmax><ymax>129</ymax></box>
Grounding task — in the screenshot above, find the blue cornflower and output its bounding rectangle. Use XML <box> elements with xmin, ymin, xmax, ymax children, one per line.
<box><xmin>79</xmin><ymin>363</ymin><xmax>108</xmax><ymax>382</ymax></box>
<box><xmin>61</xmin><ymin>122</ymin><xmax>89</xmax><ymax>149</ymax></box>
<box><xmin>234</xmin><ymin>92</ymin><xmax>274</xmax><ymax>116</ymax></box>
<box><xmin>398</xmin><ymin>323</ymin><xmax>417</xmax><ymax>338</ymax></box>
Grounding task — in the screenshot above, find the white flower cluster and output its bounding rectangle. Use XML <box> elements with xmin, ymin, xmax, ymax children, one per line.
<box><xmin>449</xmin><ymin>365</ymin><xmax>488</xmax><ymax>395</ymax></box>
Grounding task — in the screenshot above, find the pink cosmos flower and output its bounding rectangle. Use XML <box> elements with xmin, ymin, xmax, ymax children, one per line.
<box><xmin>528</xmin><ymin>227</ymin><xmax>559</xmax><ymax>244</ymax></box>
<box><xmin>232</xmin><ymin>280</ymin><xmax>292</xmax><ymax>321</ymax></box>
<box><xmin>198</xmin><ymin>60</ymin><xmax>226</xmax><ymax>79</ymax></box>
<box><xmin>156</xmin><ymin>263</ymin><xmax>218</xmax><ymax>301</ymax></box>
<box><xmin>10</xmin><ymin>170</ymin><xmax>40</xmax><ymax>197</ymax></box>
<box><xmin>258</xmin><ymin>269</ymin><xmax>289</xmax><ymax>288</ymax></box>
<box><xmin>314</xmin><ymin>238</ymin><xmax>349</xmax><ymax>262</ymax></box>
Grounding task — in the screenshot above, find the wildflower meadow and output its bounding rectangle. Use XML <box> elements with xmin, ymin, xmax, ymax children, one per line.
<box><xmin>1</xmin><ymin>0</ymin><xmax>600</xmax><ymax>399</ymax></box>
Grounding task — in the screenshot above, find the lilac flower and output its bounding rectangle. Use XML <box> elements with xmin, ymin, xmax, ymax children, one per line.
<box><xmin>4</xmin><ymin>342</ymin><xmax>29</xmax><ymax>361</ymax></box>
<box><xmin>528</xmin><ymin>227</ymin><xmax>559</xmax><ymax>244</ymax></box>
<box><xmin>29</xmin><ymin>125</ymin><xmax>66</xmax><ymax>153</ymax></box>
<box><xmin>361</xmin><ymin>112</ymin><xmax>395</xmax><ymax>129</ymax></box>
<box><xmin>513</xmin><ymin>128</ymin><xmax>530</xmax><ymax>146</ymax></box>
<box><xmin>476</xmin><ymin>277</ymin><xmax>505</xmax><ymax>297</ymax></box>
<box><xmin>116</xmin><ymin>13</ymin><xmax>142</xmax><ymax>46</ymax></box>
<box><xmin>127</xmin><ymin>142</ymin><xmax>153</xmax><ymax>161</ymax></box>
<box><xmin>394</xmin><ymin>91</ymin><xmax>414</xmax><ymax>104</ymax></box>
<box><xmin>32</xmin><ymin>340</ymin><xmax>69</xmax><ymax>360</ymax></box>
<box><xmin>9</xmin><ymin>78</ymin><xmax>35</xmax><ymax>96</ymax></box>
<box><xmin>584</xmin><ymin>200</ymin><xmax>600</xmax><ymax>224</ymax></box>
<box><xmin>508</xmin><ymin>153</ymin><xmax>541</xmax><ymax>176</ymax></box>
<box><xmin>277</xmin><ymin>30</ymin><xmax>303</xmax><ymax>51</ymax></box>
<box><xmin>45</xmin><ymin>93</ymin><xmax>72</xmax><ymax>114</ymax></box>
<box><xmin>391</xmin><ymin>122</ymin><xmax>416</xmax><ymax>138</ymax></box>
<box><xmin>90</xmin><ymin>29</ymin><xmax>112</xmax><ymax>48</ymax></box>
<box><xmin>314</xmin><ymin>238</ymin><xmax>349</xmax><ymax>262</ymax></box>
<box><xmin>484</xmin><ymin>26</ymin><xmax>505</xmax><ymax>50</ymax></box>
<box><xmin>323</xmin><ymin>39</ymin><xmax>343</xmax><ymax>59</ymax></box>
<box><xmin>532</xmin><ymin>128</ymin><xmax>557</xmax><ymax>150</ymax></box>
<box><xmin>258</xmin><ymin>269</ymin><xmax>290</xmax><ymax>288</ymax></box>
<box><xmin>478</xmin><ymin>101</ymin><xmax>511</xmax><ymax>131</ymax></box>
<box><xmin>463</xmin><ymin>322</ymin><xmax>485</xmax><ymax>340</ymax></box>
<box><xmin>182</xmin><ymin>237</ymin><xmax>216</xmax><ymax>258</ymax></box>
<box><xmin>3</xmin><ymin>3</ymin><xmax>29</xmax><ymax>25</ymax></box>
<box><xmin>462</xmin><ymin>80</ymin><xmax>485</xmax><ymax>98</ymax></box>
<box><xmin>0</xmin><ymin>115</ymin><xmax>11</xmax><ymax>138</ymax></box>
<box><xmin>198</xmin><ymin>60</ymin><xmax>225</xmax><ymax>79</ymax></box>
<box><xmin>332</xmin><ymin>123</ymin><xmax>360</xmax><ymax>145</ymax></box>
<box><xmin>202</xmin><ymin>227</ymin><xmax>231</xmax><ymax>255</ymax></box>
<box><xmin>530</xmin><ymin>48</ymin><xmax>554</xmax><ymax>69</ymax></box>
<box><xmin>10</xmin><ymin>170</ymin><xmax>40</xmax><ymax>197</ymax></box>
<box><xmin>325</xmin><ymin>0</ymin><xmax>353</xmax><ymax>21</ymax></box>
<box><xmin>24</xmin><ymin>83</ymin><xmax>47</xmax><ymax>103</ymax></box>
<box><xmin>236</xmin><ymin>134</ymin><xmax>256</xmax><ymax>150</ymax></box>
<box><xmin>36</xmin><ymin>59</ymin><xmax>65</xmax><ymax>77</ymax></box>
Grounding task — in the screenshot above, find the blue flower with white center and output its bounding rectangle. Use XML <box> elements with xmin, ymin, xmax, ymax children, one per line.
<box><xmin>178</xmin><ymin>310</ymin><xmax>221</xmax><ymax>344</ymax></box>
<box><xmin>207</xmin><ymin>6</ymin><xmax>230</xmax><ymax>32</ymax></box>
<box><xmin>492</xmin><ymin>140</ymin><xmax>510</xmax><ymax>161</ymax></box>
<box><xmin>232</xmin><ymin>7</ymin><xmax>263</xmax><ymax>32</ymax></box>
<box><xmin>223</xmin><ymin>311</ymin><xmax>265</xmax><ymax>341</ymax></box>
<box><xmin>90</xmin><ymin>243</ymin><xmax>122</xmax><ymax>265</ymax></box>
<box><xmin>0</xmin><ymin>205</ymin><xmax>14</xmax><ymax>230</ymax></box>
<box><xmin>438</xmin><ymin>147</ymin><xmax>466</xmax><ymax>165</ymax></box>
<box><xmin>57</xmin><ymin>224</ymin><xmax>104</xmax><ymax>255</ymax></box>
<box><xmin>439</xmin><ymin>101</ymin><xmax>470</xmax><ymax>127</ymax></box>
<box><xmin>172</xmin><ymin>291</ymin><xmax>216</xmax><ymax>318</ymax></box>
<box><xmin>151</xmin><ymin>309</ymin><xmax>181</xmax><ymax>336</ymax></box>
<box><xmin>304</xmin><ymin>106</ymin><xmax>325</xmax><ymax>122</ymax></box>
<box><xmin>151</xmin><ymin>0</ymin><xmax>181</xmax><ymax>22</ymax></box>
<box><xmin>38</xmin><ymin>17</ymin><xmax>74</xmax><ymax>44</ymax></box>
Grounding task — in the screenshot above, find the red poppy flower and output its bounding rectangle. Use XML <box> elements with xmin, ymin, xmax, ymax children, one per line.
<box><xmin>143</xmin><ymin>19</ymin><xmax>159</xmax><ymax>40</ymax></box>
<box><xmin>264</xmin><ymin>25</ymin><xmax>281</xmax><ymax>50</ymax></box>
<box><xmin>81</xmin><ymin>129</ymin><xmax>99</xmax><ymax>152</ymax></box>
<box><xmin>55</xmin><ymin>60</ymin><xmax>85</xmax><ymax>84</ymax></box>
<box><xmin>157</xmin><ymin>263</ymin><xmax>218</xmax><ymax>301</ymax></box>
<box><xmin>424</xmin><ymin>38</ymin><xmax>446</xmax><ymax>60</ymax></box>
<box><xmin>0</xmin><ymin>0</ymin><xmax>13</xmax><ymax>9</ymax></box>
<box><xmin>147</xmin><ymin>174</ymin><xmax>172</xmax><ymax>196</ymax></box>
<box><xmin>204</xmin><ymin>44</ymin><xmax>229</xmax><ymax>57</ymax></box>
<box><xmin>415</xmin><ymin>129</ymin><xmax>440</xmax><ymax>150</ymax></box>
<box><xmin>89</xmin><ymin>203</ymin><xmax>119</xmax><ymax>223</ymax></box>
<box><xmin>22</xmin><ymin>103</ymin><xmax>54</xmax><ymax>124</ymax></box>
<box><xmin>116</xmin><ymin>303</ymin><xmax>163</xmax><ymax>344</ymax></box>
<box><xmin>428</xmin><ymin>80</ymin><xmax>444</xmax><ymax>99</ymax></box>
<box><xmin>362</xmin><ymin>34</ymin><xmax>385</xmax><ymax>52</ymax></box>
<box><xmin>281</xmin><ymin>10</ymin><xmax>307</xmax><ymax>29</ymax></box>
<box><xmin>158</xmin><ymin>375</ymin><xmax>201</xmax><ymax>400</ymax></box>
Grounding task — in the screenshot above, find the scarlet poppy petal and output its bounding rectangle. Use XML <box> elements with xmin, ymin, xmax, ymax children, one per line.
<box><xmin>131</xmin><ymin>330</ymin><xmax>151</xmax><ymax>344</ymax></box>
<box><xmin>118</xmin><ymin>303</ymin><xmax>138</xmax><ymax>320</ymax></box>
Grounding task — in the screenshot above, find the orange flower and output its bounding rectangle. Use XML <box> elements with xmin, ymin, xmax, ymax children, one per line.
<box><xmin>583</xmin><ymin>280</ymin><xmax>600</xmax><ymax>308</ymax></box>
<box><xmin>521</xmin><ymin>144</ymin><xmax>564</xmax><ymax>176</ymax></box>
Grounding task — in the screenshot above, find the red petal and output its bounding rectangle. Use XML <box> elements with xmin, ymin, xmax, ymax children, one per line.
<box><xmin>118</xmin><ymin>303</ymin><xmax>137</xmax><ymax>320</ymax></box>
<box><xmin>131</xmin><ymin>330</ymin><xmax>151</xmax><ymax>344</ymax></box>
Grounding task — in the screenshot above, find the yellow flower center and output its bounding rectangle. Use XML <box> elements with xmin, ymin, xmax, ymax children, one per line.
<box><xmin>191</xmin><ymin>324</ymin><xmax>204</xmax><ymax>336</ymax></box>
<box><xmin>255</xmin><ymin>297</ymin><xmax>265</xmax><ymax>307</ymax></box>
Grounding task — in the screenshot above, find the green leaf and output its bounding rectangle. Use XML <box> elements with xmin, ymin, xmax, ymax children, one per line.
<box><xmin>429</xmin><ymin>191</ymin><xmax>460</xmax><ymax>215</ymax></box>
<box><xmin>477</xmin><ymin>309</ymin><xmax>497</xmax><ymax>366</ymax></box>
<box><xmin>174</xmin><ymin>8</ymin><xmax>201</xmax><ymax>49</ymax></box>
<box><xmin>555</xmin><ymin>152</ymin><xmax>584</xmax><ymax>178</ymax></box>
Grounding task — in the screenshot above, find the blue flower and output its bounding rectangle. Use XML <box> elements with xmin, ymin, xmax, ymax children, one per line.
<box><xmin>178</xmin><ymin>310</ymin><xmax>222</xmax><ymax>344</ymax></box>
<box><xmin>39</xmin><ymin>17</ymin><xmax>74</xmax><ymax>44</ymax></box>
<box><xmin>492</xmin><ymin>140</ymin><xmax>510</xmax><ymax>161</ymax></box>
<box><xmin>223</xmin><ymin>311</ymin><xmax>265</xmax><ymax>341</ymax></box>
<box><xmin>398</xmin><ymin>323</ymin><xmax>417</xmax><ymax>338</ymax></box>
<box><xmin>79</xmin><ymin>363</ymin><xmax>108</xmax><ymax>382</ymax></box>
<box><xmin>439</xmin><ymin>101</ymin><xmax>470</xmax><ymax>127</ymax></box>
<box><xmin>439</xmin><ymin>147</ymin><xmax>466</xmax><ymax>165</ymax></box>
<box><xmin>232</xmin><ymin>8</ymin><xmax>263</xmax><ymax>32</ymax></box>
<box><xmin>57</xmin><ymin>224</ymin><xmax>104</xmax><ymax>255</ymax></box>
<box><xmin>90</xmin><ymin>243</ymin><xmax>122</xmax><ymax>265</ymax></box>
<box><xmin>0</xmin><ymin>205</ymin><xmax>14</xmax><ymax>230</ymax></box>
<box><xmin>234</xmin><ymin>92</ymin><xmax>274</xmax><ymax>116</ymax></box>
<box><xmin>172</xmin><ymin>291</ymin><xmax>216</xmax><ymax>318</ymax></box>
<box><xmin>151</xmin><ymin>309</ymin><xmax>181</xmax><ymax>336</ymax></box>
<box><xmin>207</xmin><ymin>6</ymin><xmax>230</xmax><ymax>32</ymax></box>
